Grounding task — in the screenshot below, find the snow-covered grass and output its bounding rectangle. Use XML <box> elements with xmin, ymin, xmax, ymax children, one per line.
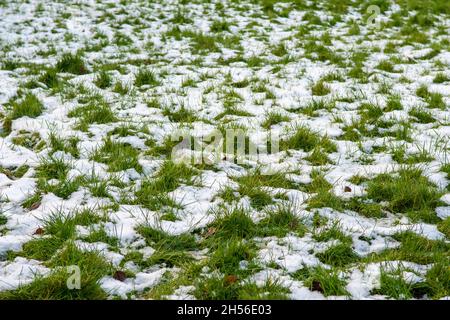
<box><xmin>0</xmin><ymin>0</ymin><xmax>449</xmax><ymax>300</ymax></box>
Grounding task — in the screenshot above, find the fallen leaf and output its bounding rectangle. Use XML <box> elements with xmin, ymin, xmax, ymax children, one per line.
<box><xmin>224</xmin><ymin>275</ymin><xmax>238</xmax><ymax>284</ymax></box>
<box><xmin>311</xmin><ymin>280</ymin><xmax>323</xmax><ymax>293</ymax></box>
<box><xmin>113</xmin><ymin>271</ymin><xmax>127</xmax><ymax>282</ymax></box>
<box><xmin>204</xmin><ymin>227</ymin><xmax>216</xmax><ymax>238</ymax></box>
<box><xmin>29</xmin><ymin>202</ymin><xmax>41</xmax><ymax>211</ymax></box>
<box><xmin>33</xmin><ymin>227</ymin><xmax>44</xmax><ymax>235</ymax></box>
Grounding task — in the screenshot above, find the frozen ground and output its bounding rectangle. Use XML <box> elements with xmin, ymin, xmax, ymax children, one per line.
<box><xmin>0</xmin><ymin>0</ymin><xmax>449</xmax><ymax>300</ymax></box>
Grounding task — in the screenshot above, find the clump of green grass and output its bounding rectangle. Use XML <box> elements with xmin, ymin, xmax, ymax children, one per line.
<box><xmin>423</xmin><ymin>258</ymin><xmax>450</xmax><ymax>299</ymax></box>
<box><xmin>112</xmin><ymin>81</ymin><xmax>130</xmax><ymax>95</ymax></box>
<box><xmin>261</xmin><ymin>112</ymin><xmax>290</xmax><ymax>129</ymax></box>
<box><xmin>211</xmin><ymin>19</ymin><xmax>230</xmax><ymax>32</ymax></box>
<box><xmin>9</xmin><ymin>92</ymin><xmax>43</xmax><ymax>119</ymax></box>
<box><xmin>134</xmin><ymin>161</ymin><xmax>197</xmax><ymax>210</ymax></box>
<box><xmin>56</xmin><ymin>53</ymin><xmax>88</xmax><ymax>75</ymax></box>
<box><xmin>0</xmin><ymin>165</ymin><xmax>30</xmax><ymax>180</ymax></box>
<box><xmin>0</xmin><ymin>213</ymin><xmax>7</xmax><ymax>225</ymax></box>
<box><xmin>366</xmin><ymin>232</ymin><xmax>449</xmax><ymax>265</ymax></box>
<box><xmin>208</xmin><ymin>239</ymin><xmax>256</xmax><ymax>276</ymax></box>
<box><xmin>390</xmin><ymin>145</ymin><xmax>434</xmax><ymax>164</ymax></box>
<box><xmin>359</xmin><ymin>102</ymin><xmax>383</xmax><ymax>120</ymax></box>
<box><xmin>306</xmin><ymin>187</ymin><xmax>343</xmax><ymax>210</ymax></box>
<box><xmin>305</xmin><ymin>172</ymin><xmax>384</xmax><ymax>218</ymax></box>
<box><xmin>281</xmin><ymin>126</ymin><xmax>336</xmax><ymax>153</ymax></box>
<box><xmin>68</xmin><ymin>101</ymin><xmax>117</xmax><ymax>130</ymax></box>
<box><xmin>385</xmin><ymin>94</ymin><xmax>403</xmax><ymax>111</ymax></box>
<box><xmin>416</xmin><ymin>85</ymin><xmax>446</xmax><ymax>109</ymax></box>
<box><xmin>12</xmin><ymin>131</ymin><xmax>45</xmax><ymax>151</ymax></box>
<box><xmin>39</xmin><ymin>68</ymin><xmax>60</xmax><ymax>90</ymax></box>
<box><xmin>207</xmin><ymin>207</ymin><xmax>256</xmax><ymax>242</ymax></box>
<box><xmin>137</xmin><ymin>225</ymin><xmax>198</xmax><ymax>267</ymax></box>
<box><xmin>49</xmin><ymin>132</ymin><xmax>79</xmax><ymax>158</ymax></box>
<box><xmin>408</xmin><ymin>107</ymin><xmax>435</xmax><ymax>123</ymax></box>
<box><xmin>311</xmin><ymin>81</ymin><xmax>331</xmax><ymax>96</ymax></box>
<box><xmin>313</xmin><ymin>221</ymin><xmax>351</xmax><ymax>243</ymax></box>
<box><xmin>272</xmin><ymin>42</ymin><xmax>288</xmax><ymax>57</ymax></box>
<box><xmin>15</xmin><ymin>208</ymin><xmax>103</xmax><ymax>261</ymax></box>
<box><xmin>37</xmin><ymin>177</ymin><xmax>85</xmax><ymax>200</ymax></box>
<box><xmin>426</xmin><ymin>92</ymin><xmax>445</xmax><ymax>109</ymax></box>
<box><xmin>299</xmin><ymin>99</ymin><xmax>334</xmax><ymax>117</ymax></box>
<box><xmin>162</xmin><ymin>104</ymin><xmax>199</xmax><ymax>123</ymax></box>
<box><xmin>437</xmin><ymin>217</ymin><xmax>450</xmax><ymax>238</ymax></box>
<box><xmin>304</xmin><ymin>147</ymin><xmax>333</xmax><ymax>165</ymax></box>
<box><xmin>440</xmin><ymin>163</ymin><xmax>450</xmax><ymax>179</ymax></box>
<box><xmin>1</xmin><ymin>59</ymin><xmax>20</xmax><ymax>70</ymax></box>
<box><xmin>416</xmin><ymin>84</ymin><xmax>429</xmax><ymax>99</ymax></box>
<box><xmin>433</xmin><ymin>72</ymin><xmax>449</xmax><ymax>83</ymax></box>
<box><xmin>257</xmin><ymin>203</ymin><xmax>307</xmax><ymax>237</ymax></box>
<box><xmin>316</xmin><ymin>243</ymin><xmax>359</xmax><ymax>267</ymax></box>
<box><xmin>91</xmin><ymin>138</ymin><xmax>142</xmax><ymax>173</ymax></box>
<box><xmin>145</xmin><ymin>135</ymin><xmax>179</xmax><ymax>158</ymax></box>
<box><xmin>191</xmin><ymin>32</ymin><xmax>219</xmax><ymax>53</ymax></box>
<box><xmin>366</xmin><ymin>168</ymin><xmax>443</xmax><ymax>223</ymax></box>
<box><xmin>36</xmin><ymin>155</ymin><xmax>70</xmax><ymax>180</ymax></box>
<box><xmin>193</xmin><ymin>274</ymin><xmax>288</xmax><ymax>300</ymax></box>
<box><xmin>94</xmin><ymin>70</ymin><xmax>112</xmax><ymax>89</ymax></box>
<box><xmin>134</xmin><ymin>69</ymin><xmax>159</xmax><ymax>86</ymax></box>
<box><xmin>376</xmin><ymin>60</ymin><xmax>398</xmax><ymax>73</ymax></box>
<box><xmin>293</xmin><ymin>266</ymin><xmax>349</xmax><ymax>297</ymax></box>
<box><xmin>372</xmin><ymin>268</ymin><xmax>421</xmax><ymax>300</ymax></box>
<box><xmin>234</xmin><ymin>170</ymin><xmax>296</xmax><ymax>209</ymax></box>
<box><xmin>1</xmin><ymin>243</ymin><xmax>111</xmax><ymax>299</ymax></box>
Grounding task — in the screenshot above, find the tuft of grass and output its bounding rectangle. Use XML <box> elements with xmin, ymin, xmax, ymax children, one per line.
<box><xmin>257</xmin><ymin>203</ymin><xmax>306</xmax><ymax>237</ymax></box>
<box><xmin>437</xmin><ymin>217</ymin><xmax>450</xmax><ymax>238</ymax></box>
<box><xmin>426</xmin><ymin>92</ymin><xmax>445</xmax><ymax>109</ymax></box>
<box><xmin>137</xmin><ymin>225</ymin><xmax>198</xmax><ymax>267</ymax></box>
<box><xmin>193</xmin><ymin>274</ymin><xmax>289</xmax><ymax>300</ymax></box>
<box><xmin>376</xmin><ymin>60</ymin><xmax>397</xmax><ymax>73</ymax></box>
<box><xmin>94</xmin><ymin>71</ymin><xmax>112</xmax><ymax>89</ymax></box>
<box><xmin>1</xmin><ymin>243</ymin><xmax>110</xmax><ymax>300</ymax></box>
<box><xmin>385</xmin><ymin>95</ymin><xmax>403</xmax><ymax>111</ymax></box>
<box><xmin>372</xmin><ymin>268</ymin><xmax>418</xmax><ymax>300</ymax></box>
<box><xmin>134</xmin><ymin>161</ymin><xmax>196</xmax><ymax>210</ymax></box>
<box><xmin>366</xmin><ymin>232</ymin><xmax>449</xmax><ymax>265</ymax></box>
<box><xmin>313</xmin><ymin>221</ymin><xmax>351</xmax><ymax>243</ymax></box>
<box><xmin>162</xmin><ymin>104</ymin><xmax>199</xmax><ymax>123</ymax></box>
<box><xmin>134</xmin><ymin>69</ymin><xmax>159</xmax><ymax>87</ymax></box>
<box><xmin>316</xmin><ymin>243</ymin><xmax>359</xmax><ymax>267</ymax></box>
<box><xmin>408</xmin><ymin>107</ymin><xmax>434</xmax><ymax>123</ymax></box>
<box><xmin>68</xmin><ymin>101</ymin><xmax>117</xmax><ymax>130</ymax></box>
<box><xmin>293</xmin><ymin>266</ymin><xmax>349</xmax><ymax>297</ymax></box>
<box><xmin>423</xmin><ymin>258</ymin><xmax>450</xmax><ymax>299</ymax></box>
<box><xmin>56</xmin><ymin>53</ymin><xmax>88</xmax><ymax>75</ymax></box>
<box><xmin>261</xmin><ymin>112</ymin><xmax>290</xmax><ymax>129</ymax></box>
<box><xmin>49</xmin><ymin>132</ymin><xmax>79</xmax><ymax>158</ymax></box>
<box><xmin>39</xmin><ymin>68</ymin><xmax>60</xmax><ymax>90</ymax></box>
<box><xmin>9</xmin><ymin>92</ymin><xmax>43</xmax><ymax>119</ymax></box>
<box><xmin>311</xmin><ymin>81</ymin><xmax>331</xmax><ymax>96</ymax></box>
<box><xmin>211</xmin><ymin>19</ymin><xmax>230</xmax><ymax>33</ymax></box>
<box><xmin>234</xmin><ymin>170</ymin><xmax>296</xmax><ymax>209</ymax></box>
<box><xmin>91</xmin><ymin>138</ymin><xmax>142</xmax><ymax>173</ymax></box>
<box><xmin>0</xmin><ymin>213</ymin><xmax>7</xmax><ymax>225</ymax></box>
<box><xmin>207</xmin><ymin>207</ymin><xmax>256</xmax><ymax>242</ymax></box>
<box><xmin>281</xmin><ymin>125</ymin><xmax>336</xmax><ymax>153</ymax></box>
<box><xmin>35</xmin><ymin>155</ymin><xmax>70</xmax><ymax>180</ymax></box>
<box><xmin>433</xmin><ymin>72</ymin><xmax>449</xmax><ymax>83</ymax></box>
<box><xmin>366</xmin><ymin>168</ymin><xmax>443</xmax><ymax>223</ymax></box>
<box><xmin>305</xmin><ymin>147</ymin><xmax>333</xmax><ymax>165</ymax></box>
<box><xmin>208</xmin><ymin>239</ymin><xmax>256</xmax><ymax>276</ymax></box>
